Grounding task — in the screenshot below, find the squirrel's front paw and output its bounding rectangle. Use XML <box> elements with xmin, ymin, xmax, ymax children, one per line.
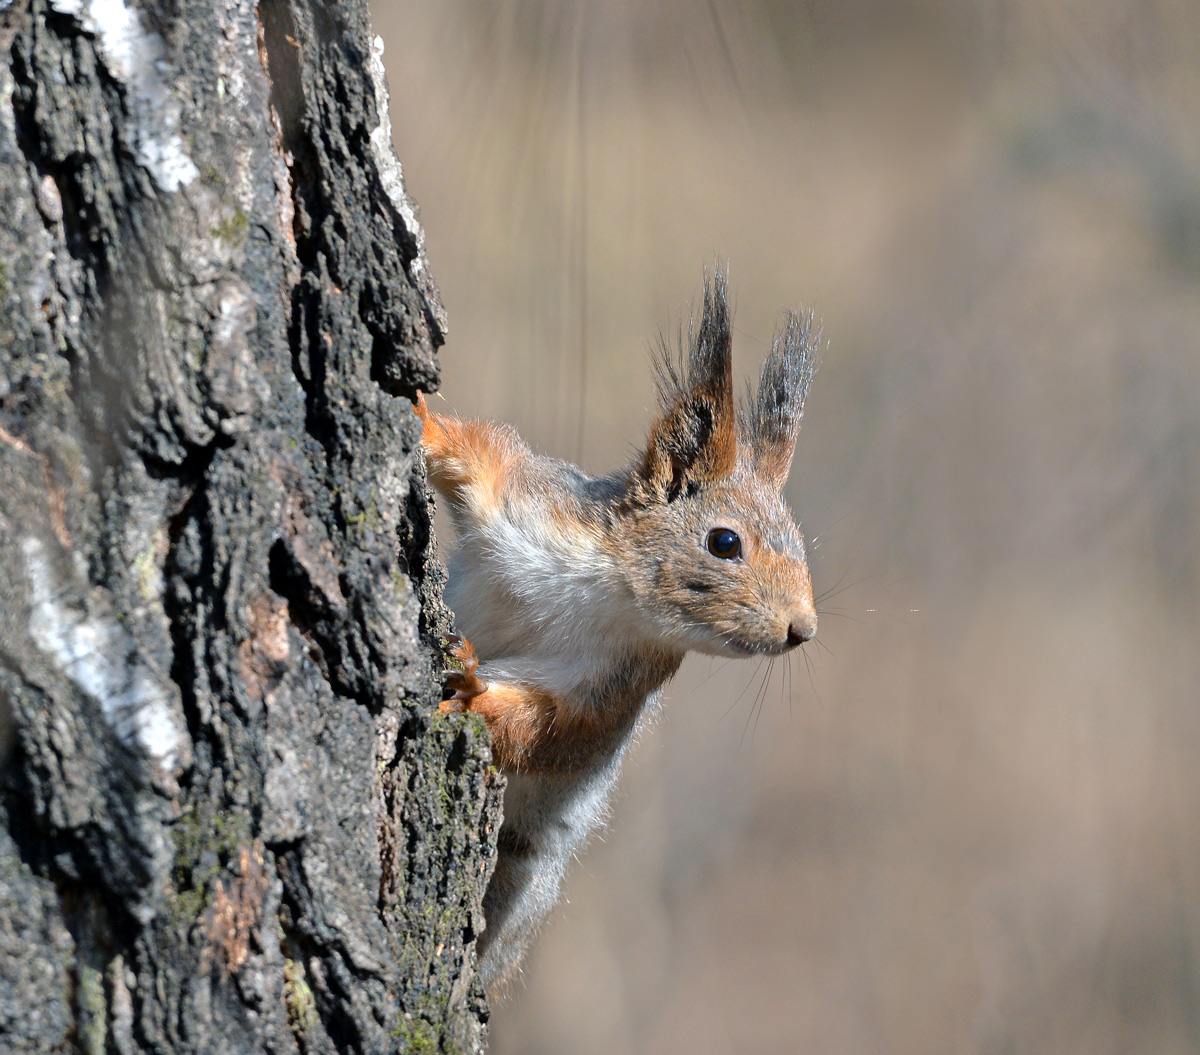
<box><xmin>413</xmin><ymin>391</ymin><xmax>430</xmax><ymax>423</ymax></box>
<box><xmin>440</xmin><ymin>633</ymin><xmax>488</xmax><ymax>711</ymax></box>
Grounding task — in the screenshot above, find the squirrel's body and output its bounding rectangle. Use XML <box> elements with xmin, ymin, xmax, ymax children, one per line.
<box><xmin>418</xmin><ymin>270</ymin><xmax>819</xmax><ymax>989</ymax></box>
<box><xmin>441</xmin><ymin>452</ymin><xmax>686</xmax><ymax>980</ymax></box>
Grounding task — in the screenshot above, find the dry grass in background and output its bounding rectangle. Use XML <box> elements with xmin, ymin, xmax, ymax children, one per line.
<box><xmin>374</xmin><ymin>1</ymin><xmax>1200</xmax><ymax>1051</ymax></box>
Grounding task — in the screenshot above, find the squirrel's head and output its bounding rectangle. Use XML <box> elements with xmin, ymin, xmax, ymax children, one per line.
<box><xmin>620</xmin><ymin>268</ymin><xmax>818</xmax><ymax>658</ymax></box>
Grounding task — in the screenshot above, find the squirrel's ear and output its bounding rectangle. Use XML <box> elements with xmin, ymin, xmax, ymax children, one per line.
<box><xmin>640</xmin><ymin>269</ymin><xmax>737</xmax><ymax>500</ymax></box>
<box><xmin>750</xmin><ymin>309</ymin><xmax>818</xmax><ymax>490</ymax></box>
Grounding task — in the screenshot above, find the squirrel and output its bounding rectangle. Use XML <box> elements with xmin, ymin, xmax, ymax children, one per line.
<box><xmin>415</xmin><ymin>268</ymin><xmax>819</xmax><ymax>991</ymax></box>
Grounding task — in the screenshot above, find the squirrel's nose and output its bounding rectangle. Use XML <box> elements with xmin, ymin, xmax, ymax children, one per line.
<box><xmin>785</xmin><ymin>613</ymin><xmax>817</xmax><ymax>648</ymax></box>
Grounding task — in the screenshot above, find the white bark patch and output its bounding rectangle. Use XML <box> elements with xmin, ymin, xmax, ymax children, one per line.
<box><xmin>367</xmin><ymin>35</ymin><xmax>429</xmax><ymax>285</ymax></box>
<box><xmin>49</xmin><ymin>0</ymin><xmax>200</xmax><ymax>191</ymax></box>
<box><xmin>22</xmin><ymin>537</ymin><xmax>186</xmax><ymax>769</ymax></box>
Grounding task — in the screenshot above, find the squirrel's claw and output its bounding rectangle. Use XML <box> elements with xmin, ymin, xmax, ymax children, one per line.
<box><xmin>441</xmin><ymin>633</ymin><xmax>488</xmax><ymax>709</ymax></box>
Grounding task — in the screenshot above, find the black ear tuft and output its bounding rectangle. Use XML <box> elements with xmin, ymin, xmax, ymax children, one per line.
<box><xmin>689</xmin><ymin>266</ymin><xmax>733</xmax><ymax>404</ymax></box>
<box><xmin>651</xmin><ymin>266</ymin><xmax>733</xmax><ymax>411</ymax></box>
<box><xmin>751</xmin><ymin>309</ymin><xmax>819</xmax><ymax>489</ymax></box>
<box><xmin>642</xmin><ymin>266</ymin><xmax>737</xmax><ymax>498</ymax></box>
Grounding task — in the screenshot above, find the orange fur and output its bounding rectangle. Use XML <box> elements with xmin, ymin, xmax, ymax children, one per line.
<box><xmin>416</xmin><ymin>393</ymin><xmax>521</xmax><ymax>520</ymax></box>
<box><xmin>441</xmin><ymin>671</ymin><xmax>632</xmax><ymax>774</ymax></box>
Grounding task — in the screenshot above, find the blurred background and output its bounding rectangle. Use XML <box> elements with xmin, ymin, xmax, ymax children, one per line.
<box><xmin>374</xmin><ymin>1</ymin><xmax>1200</xmax><ymax>1051</ymax></box>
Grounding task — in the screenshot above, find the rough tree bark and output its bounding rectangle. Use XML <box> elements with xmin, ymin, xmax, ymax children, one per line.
<box><xmin>0</xmin><ymin>0</ymin><xmax>502</xmax><ymax>1050</ymax></box>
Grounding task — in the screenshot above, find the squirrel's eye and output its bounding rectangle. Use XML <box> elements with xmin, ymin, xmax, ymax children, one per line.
<box><xmin>706</xmin><ymin>528</ymin><xmax>742</xmax><ymax>560</ymax></box>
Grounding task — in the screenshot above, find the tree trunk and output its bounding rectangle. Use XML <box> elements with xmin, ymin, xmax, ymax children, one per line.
<box><xmin>0</xmin><ymin>0</ymin><xmax>501</xmax><ymax>1050</ymax></box>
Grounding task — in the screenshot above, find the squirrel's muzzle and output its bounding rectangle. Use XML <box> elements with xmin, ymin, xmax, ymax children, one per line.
<box><xmin>785</xmin><ymin>611</ymin><xmax>818</xmax><ymax>648</ymax></box>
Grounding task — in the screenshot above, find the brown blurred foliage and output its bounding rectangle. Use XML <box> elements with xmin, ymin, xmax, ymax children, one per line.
<box><xmin>374</xmin><ymin>1</ymin><xmax>1200</xmax><ymax>1051</ymax></box>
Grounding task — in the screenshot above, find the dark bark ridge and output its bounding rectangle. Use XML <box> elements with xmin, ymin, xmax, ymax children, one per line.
<box><xmin>0</xmin><ymin>0</ymin><xmax>500</xmax><ymax>1051</ymax></box>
